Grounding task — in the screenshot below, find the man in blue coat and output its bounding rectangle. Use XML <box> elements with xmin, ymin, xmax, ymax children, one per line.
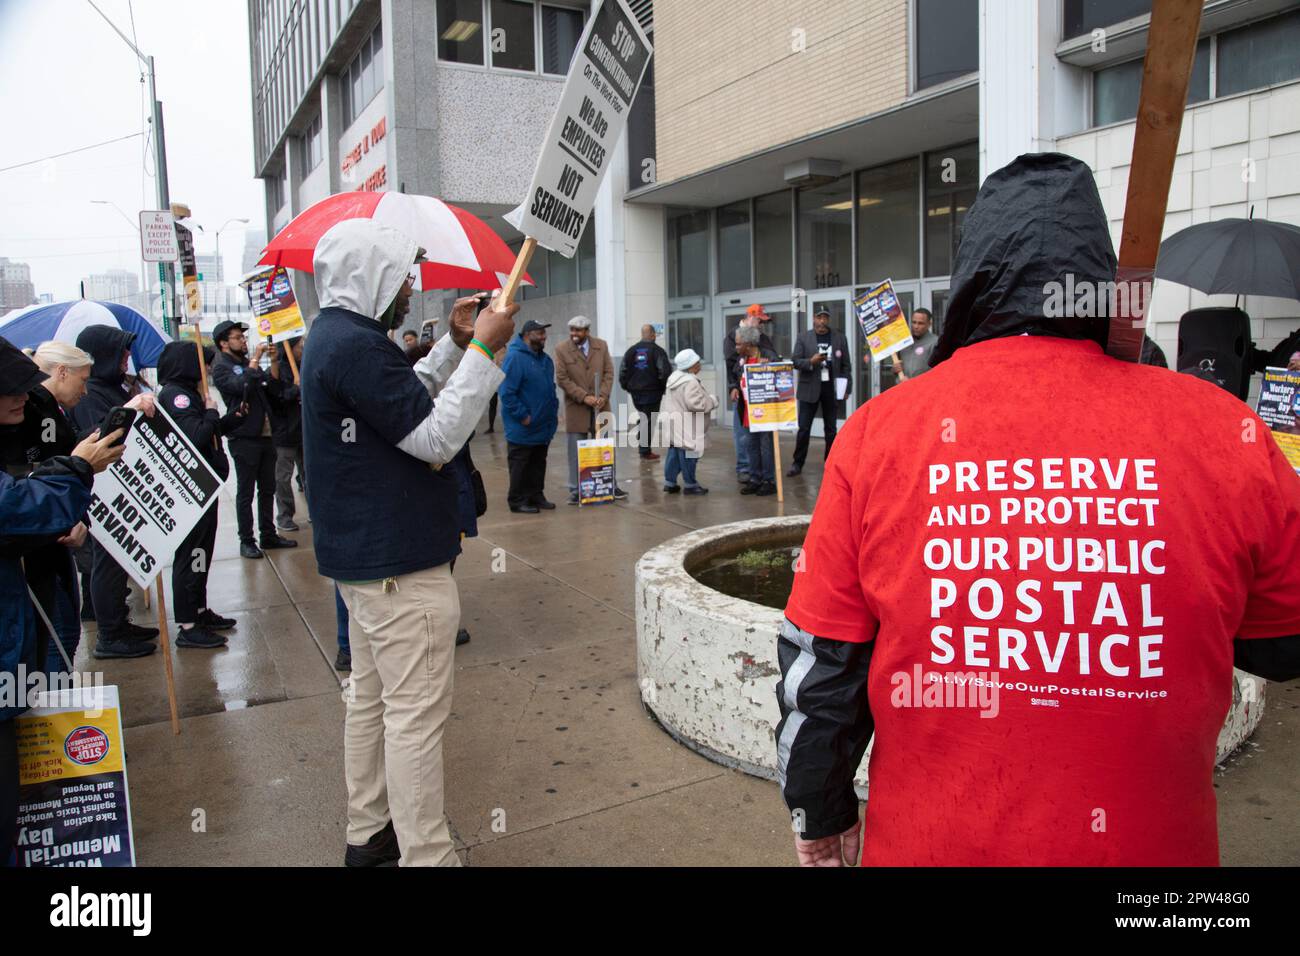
<box><xmin>0</xmin><ymin>337</ymin><xmax>125</xmax><ymax>865</ymax></box>
<box><xmin>498</xmin><ymin>320</ymin><xmax>559</xmax><ymax>514</ymax></box>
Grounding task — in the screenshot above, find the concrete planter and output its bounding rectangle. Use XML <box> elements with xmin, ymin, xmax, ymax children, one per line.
<box><xmin>635</xmin><ymin>516</ymin><xmax>1265</xmax><ymax>792</ymax></box>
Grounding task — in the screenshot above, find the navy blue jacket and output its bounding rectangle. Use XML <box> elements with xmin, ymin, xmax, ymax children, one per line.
<box><xmin>1</xmin><ymin>457</ymin><xmax>93</xmax><ymax>720</ymax></box>
<box><xmin>498</xmin><ymin>335</ymin><xmax>559</xmax><ymax>446</ymax></box>
<box><xmin>301</xmin><ymin>307</ymin><xmax>462</xmax><ymax>581</ymax></box>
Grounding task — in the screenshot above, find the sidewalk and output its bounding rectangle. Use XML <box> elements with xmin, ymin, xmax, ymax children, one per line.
<box><xmin>75</xmin><ymin>427</ymin><xmax>1299</xmax><ymax>866</ymax></box>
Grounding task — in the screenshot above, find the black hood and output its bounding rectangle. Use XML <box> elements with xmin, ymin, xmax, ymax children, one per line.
<box><xmin>75</xmin><ymin>325</ymin><xmax>136</xmax><ymax>386</ymax></box>
<box><xmin>0</xmin><ymin>336</ymin><xmax>47</xmax><ymax>395</ymax></box>
<box><xmin>157</xmin><ymin>340</ymin><xmax>213</xmax><ymax>390</ymax></box>
<box><xmin>931</xmin><ymin>153</ymin><xmax>1116</xmax><ymax>367</ymax></box>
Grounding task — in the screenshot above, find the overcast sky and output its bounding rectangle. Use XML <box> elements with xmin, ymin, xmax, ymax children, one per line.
<box><xmin>0</xmin><ymin>0</ymin><xmax>263</xmax><ymax>300</ymax></box>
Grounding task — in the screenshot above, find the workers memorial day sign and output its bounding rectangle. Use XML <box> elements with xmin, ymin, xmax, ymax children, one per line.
<box><xmin>85</xmin><ymin>408</ymin><xmax>223</xmax><ymax>589</ymax></box>
<box><xmin>743</xmin><ymin>361</ymin><xmax>798</xmax><ymax>432</ymax></box>
<box><xmin>1255</xmin><ymin>367</ymin><xmax>1300</xmax><ymax>475</ymax></box>
<box><xmin>14</xmin><ymin>686</ymin><xmax>135</xmax><ymax>867</ymax></box>
<box><xmin>242</xmin><ymin>265</ymin><xmax>306</xmax><ymax>343</ymax></box>
<box><xmin>855</xmin><ymin>279</ymin><xmax>914</xmax><ymax>362</ymax></box>
<box><xmin>506</xmin><ymin>0</ymin><xmax>651</xmax><ymax>257</ymax></box>
<box><xmin>578</xmin><ymin>436</ymin><xmax>616</xmax><ymax>505</ymax></box>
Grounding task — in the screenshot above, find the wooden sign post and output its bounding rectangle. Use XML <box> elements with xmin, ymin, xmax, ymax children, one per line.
<box><xmin>1108</xmin><ymin>0</ymin><xmax>1204</xmax><ymax>362</ymax></box>
<box><xmin>773</xmin><ymin>433</ymin><xmax>784</xmax><ymax>503</ymax></box>
<box><xmin>153</xmin><ymin>573</ymin><xmax>181</xmax><ymax>736</ymax></box>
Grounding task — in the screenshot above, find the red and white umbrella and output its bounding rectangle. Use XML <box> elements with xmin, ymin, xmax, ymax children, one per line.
<box><xmin>259</xmin><ymin>191</ymin><xmax>532</xmax><ymax>291</ymax></box>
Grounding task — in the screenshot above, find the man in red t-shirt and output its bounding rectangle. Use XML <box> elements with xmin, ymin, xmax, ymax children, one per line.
<box><xmin>778</xmin><ymin>153</ymin><xmax>1300</xmax><ymax>867</ymax></box>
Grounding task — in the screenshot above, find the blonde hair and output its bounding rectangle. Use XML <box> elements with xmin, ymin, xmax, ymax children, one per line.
<box><xmin>31</xmin><ymin>341</ymin><xmax>93</xmax><ymax>374</ymax></box>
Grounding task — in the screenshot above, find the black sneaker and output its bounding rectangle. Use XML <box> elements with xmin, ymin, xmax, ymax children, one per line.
<box><xmin>123</xmin><ymin>621</ymin><xmax>160</xmax><ymax>641</ymax></box>
<box><xmin>93</xmin><ymin>637</ymin><xmax>155</xmax><ymax>659</ymax></box>
<box><xmin>176</xmin><ymin>626</ymin><xmax>227</xmax><ymax>649</ymax></box>
<box><xmin>663</xmin><ymin>485</ymin><xmax>681</xmax><ymax>494</ymax></box>
<box><xmin>335</xmin><ymin>650</ymin><xmax>352</xmax><ymax>672</ymax></box>
<box><xmin>567</xmin><ymin>492</ymin><xmax>579</xmax><ymax>505</ymax></box>
<box><xmin>344</xmin><ymin>819</ymin><xmax>401</xmax><ymax>867</ymax></box>
<box><xmin>683</xmin><ymin>485</ymin><xmax>710</xmax><ymax>496</ymax></box>
<box><xmin>532</xmin><ymin>497</ymin><xmax>557</xmax><ymax>510</ymax></box>
<box><xmin>260</xmin><ymin>534</ymin><xmax>298</xmax><ymax>550</ymax></box>
<box><xmin>240</xmin><ymin>542</ymin><xmax>264</xmax><ymax>559</ymax></box>
<box><xmin>456</xmin><ymin>628</ymin><xmax>471</xmax><ymax>646</ymax></box>
<box><xmin>612</xmin><ymin>486</ymin><xmax>629</xmax><ymax>501</ymax></box>
<box><xmin>197</xmin><ymin>609</ymin><xmax>237</xmax><ymax>630</ymax></box>
<box><xmin>740</xmin><ymin>482</ymin><xmax>761</xmax><ymax>495</ymax></box>
<box><xmin>786</xmin><ymin>465</ymin><xmax>802</xmax><ymax>477</ymax></box>
<box><xmin>510</xmin><ymin>503</ymin><xmax>540</xmax><ymax>514</ymax></box>
<box><xmin>756</xmin><ymin>481</ymin><xmax>777</xmax><ymax>497</ymax></box>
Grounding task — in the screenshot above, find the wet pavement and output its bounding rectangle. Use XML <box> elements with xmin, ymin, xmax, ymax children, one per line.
<box><xmin>75</xmin><ymin>425</ymin><xmax>1299</xmax><ymax>866</ymax></box>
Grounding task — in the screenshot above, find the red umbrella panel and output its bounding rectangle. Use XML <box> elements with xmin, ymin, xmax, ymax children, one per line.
<box><xmin>259</xmin><ymin>191</ymin><xmax>533</xmax><ymax>292</ymax></box>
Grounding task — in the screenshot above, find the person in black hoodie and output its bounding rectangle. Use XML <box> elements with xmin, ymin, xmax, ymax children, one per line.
<box><xmin>209</xmin><ymin>320</ymin><xmax>296</xmax><ymax>559</ymax></box>
<box><xmin>68</xmin><ymin>325</ymin><xmax>161</xmax><ymax>660</ymax></box>
<box><xmin>156</xmin><ymin>341</ymin><xmax>247</xmax><ymax>649</ymax></box>
<box><xmin>270</xmin><ymin>337</ymin><xmax>305</xmax><ymax>532</ymax></box>
<box><xmin>619</xmin><ymin>325</ymin><xmax>672</xmax><ymax>461</ymax></box>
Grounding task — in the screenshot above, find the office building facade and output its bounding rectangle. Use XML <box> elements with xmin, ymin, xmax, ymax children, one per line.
<box><xmin>248</xmin><ymin>0</ymin><xmax>1300</xmax><ymax>418</ymax></box>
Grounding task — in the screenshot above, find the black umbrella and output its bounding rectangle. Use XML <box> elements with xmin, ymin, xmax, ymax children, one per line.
<box><xmin>1156</xmin><ymin>213</ymin><xmax>1300</xmax><ymax>300</ymax></box>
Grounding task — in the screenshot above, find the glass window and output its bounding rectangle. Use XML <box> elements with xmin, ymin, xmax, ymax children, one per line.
<box><xmin>915</xmin><ymin>0</ymin><xmax>980</xmax><ymax>90</ymax></box>
<box><xmin>627</xmin><ymin>50</ymin><xmax>656</xmax><ymax>188</ymax></box>
<box><xmin>491</xmin><ymin>0</ymin><xmax>536</xmax><ymax>72</ymax></box>
<box><xmin>1217</xmin><ymin>10</ymin><xmax>1300</xmax><ymax>98</ymax></box>
<box><xmin>300</xmin><ymin>113</ymin><xmax>323</xmax><ymax>171</ymax></box>
<box><xmin>1093</xmin><ymin>38</ymin><xmax>1209</xmax><ymax>126</ymax></box>
<box><xmin>667</xmin><ymin>209</ymin><xmax>710</xmax><ymax>298</ymax></box>
<box><xmin>797</xmin><ymin>176</ymin><xmax>852</xmax><ymax>290</ymax></box>
<box><xmin>857</xmin><ymin>158</ymin><xmax>920</xmax><ymax>284</ymax></box>
<box><xmin>578</xmin><ymin>221</ymin><xmax>597</xmax><ymax>290</ymax></box>
<box><xmin>753</xmin><ymin>190</ymin><xmax>792</xmax><ymax>288</ymax></box>
<box><xmin>669</xmin><ymin>314</ymin><xmax>705</xmax><ymax>365</ymax></box>
<box><xmin>1063</xmin><ymin>0</ymin><xmax>1152</xmax><ymax>40</ymax></box>
<box><xmin>542</xmin><ymin>4</ymin><xmax>584</xmax><ymax>75</ymax></box>
<box><xmin>924</xmin><ymin>144</ymin><xmax>978</xmax><ymax>277</ymax></box>
<box><xmin>438</xmin><ymin>0</ymin><xmax>485</xmax><ymax>65</ymax></box>
<box><xmin>716</xmin><ymin>200</ymin><xmax>751</xmax><ymax>292</ymax></box>
<box><xmin>549</xmin><ymin>247</ymin><xmax>578</xmax><ymax>295</ymax></box>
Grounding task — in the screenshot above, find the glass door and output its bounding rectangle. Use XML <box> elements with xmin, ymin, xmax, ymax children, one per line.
<box><xmin>718</xmin><ymin>295</ymin><xmax>794</xmax><ymax>411</ymax></box>
<box><xmin>807</xmin><ymin>291</ymin><xmax>854</xmax><ymax>434</ymax></box>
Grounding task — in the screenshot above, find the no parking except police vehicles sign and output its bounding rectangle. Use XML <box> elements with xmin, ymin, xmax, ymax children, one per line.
<box><xmin>85</xmin><ymin>407</ymin><xmax>223</xmax><ymax>589</ymax></box>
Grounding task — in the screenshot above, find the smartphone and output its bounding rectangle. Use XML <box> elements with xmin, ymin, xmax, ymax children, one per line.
<box><xmin>98</xmin><ymin>406</ymin><xmax>137</xmax><ymax>447</ymax></box>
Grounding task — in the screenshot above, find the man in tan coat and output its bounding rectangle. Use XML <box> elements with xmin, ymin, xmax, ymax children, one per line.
<box><xmin>554</xmin><ymin>315</ymin><xmax>627</xmax><ymax>504</ymax></box>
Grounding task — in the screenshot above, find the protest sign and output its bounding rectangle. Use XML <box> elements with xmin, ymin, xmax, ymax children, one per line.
<box><xmin>855</xmin><ymin>279</ymin><xmax>914</xmax><ymax>362</ymax></box>
<box><xmin>578</xmin><ymin>436</ymin><xmax>617</xmax><ymax>505</ymax></box>
<box><xmin>138</xmin><ymin>210</ymin><xmax>179</xmax><ymax>263</ymax></box>
<box><xmin>241</xmin><ymin>265</ymin><xmax>306</xmax><ymax>343</ymax></box>
<box><xmin>85</xmin><ymin>407</ymin><xmax>224</xmax><ymax>590</ymax></box>
<box><xmin>504</xmin><ymin>0</ymin><xmax>652</xmax><ymax>262</ymax></box>
<box><xmin>743</xmin><ymin>361</ymin><xmax>798</xmax><ymax>433</ymax></box>
<box><xmin>175</xmin><ymin>222</ymin><xmax>202</xmax><ymax>320</ymax></box>
<box><xmin>1255</xmin><ymin>367</ymin><xmax>1300</xmax><ymax>475</ymax></box>
<box><xmin>14</xmin><ymin>686</ymin><xmax>136</xmax><ymax>867</ymax></box>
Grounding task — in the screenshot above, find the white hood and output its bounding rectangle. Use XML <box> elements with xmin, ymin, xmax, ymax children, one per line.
<box><xmin>312</xmin><ymin>218</ymin><xmax>419</xmax><ymax>320</ymax></box>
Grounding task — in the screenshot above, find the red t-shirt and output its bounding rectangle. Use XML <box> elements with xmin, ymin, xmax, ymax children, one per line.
<box><xmin>786</xmin><ymin>335</ymin><xmax>1300</xmax><ymax>866</ymax></box>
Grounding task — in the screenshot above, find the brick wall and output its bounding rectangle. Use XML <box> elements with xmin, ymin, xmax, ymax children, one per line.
<box><xmin>653</xmin><ymin>0</ymin><xmax>909</xmax><ymax>184</ymax></box>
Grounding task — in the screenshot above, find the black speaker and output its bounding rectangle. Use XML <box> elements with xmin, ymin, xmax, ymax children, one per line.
<box><xmin>1176</xmin><ymin>308</ymin><xmax>1253</xmax><ymax>401</ymax></box>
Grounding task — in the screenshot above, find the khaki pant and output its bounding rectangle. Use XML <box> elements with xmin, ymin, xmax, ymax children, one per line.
<box><xmin>338</xmin><ymin>563</ymin><xmax>461</xmax><ymax>867</ymax></box>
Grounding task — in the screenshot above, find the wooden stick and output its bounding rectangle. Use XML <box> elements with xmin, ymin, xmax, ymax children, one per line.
<box><xmin>772</xmin><ymin>432</ymin><xmax>784</xmax><ymax>502</ymax></box>
<box><xmin>496</xmin><ymin>237</ymin><xmax>537</xmax><ymax>309</ymax></box>
<box><xmin>142</xmin><ymin>585</ymin><xmax>151</xmax><ymax>611</ymax></box>
<box><xmin>1108</xmin><ymin>0</ymin><xmax>1203</xmax><ymax>362</ymax></box>
<box><xmin>154</xmin><ymin>573</ymin><xmax>181</xmax><ymax>736</ymax></box>
<box><xmin>193</xmin><ymin>324</ymin><xmax>210</xmax><ymax>399</ymax></box>
<box><xmin>283</xmin><ymin>338</ymin><xmax>301</xmax><ymax>384</ymax></box>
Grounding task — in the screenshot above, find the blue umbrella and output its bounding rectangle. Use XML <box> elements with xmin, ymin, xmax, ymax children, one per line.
<box><xmin>0</xmin><ymin>300</ymin><xmax>169</xmax><ymax>370</ymax></box>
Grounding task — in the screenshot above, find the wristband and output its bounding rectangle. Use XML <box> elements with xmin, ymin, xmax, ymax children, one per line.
<box><xmin>468</xmin><ymin>338</ymin><xmax>494</xmax><ymax>361</ymax></box>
